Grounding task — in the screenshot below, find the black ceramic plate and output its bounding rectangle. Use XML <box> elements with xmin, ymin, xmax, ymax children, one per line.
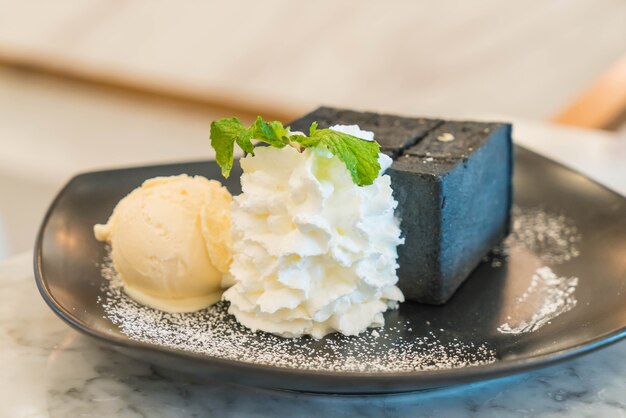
<box><xmin>34</xmin><ymin>147</ymin><xmax>626</xmax><ymax>394</ymax></box>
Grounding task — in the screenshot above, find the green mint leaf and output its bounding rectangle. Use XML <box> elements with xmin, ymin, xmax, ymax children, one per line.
<box><xmin>209</xmin><ymin>117</ymin><xmax>382</xmax><ymax>186</ymax></box>
<box><xmin>313</xmin><ymin>129</ymin><xmax>381</xmax><ymax>186</ymax></box>
<box><xmin>269</xmin><ymin>121</ymin><xmax>290</xmax><ymax>143</ymax></box>
<box><xmin>290</xmin><ymin>133</ymin><xmax>320</xmax><ymax>148</ymax></box>
<box><xmin>210</xmin><ymin>117</ymin><xmax>247</xmax><ymax>177</ymax></box>
<box><xmin>235</xmin><ymin>129</ymin><xmax>255</xmax><ymax>155</ymax></box>
<box><xmin>251</xmin><ymin>116</ymin><xmax>288</xmax><ymax>148</ymax></box>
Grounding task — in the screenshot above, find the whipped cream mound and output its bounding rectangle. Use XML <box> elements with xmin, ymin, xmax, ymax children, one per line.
<box><xmin>223</xmin><ymin>125</ymin><xmax>404</xmax><ymax>339</ymax></box>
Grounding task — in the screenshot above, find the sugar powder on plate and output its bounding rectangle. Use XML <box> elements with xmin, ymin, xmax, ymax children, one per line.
<box><xmin>97</xmin><ymin>205</ymin><xmax>583</xmax><ymax>369</ymax></box>
<box><xmin>497</xmin><ymin>266</ymin><xmax>579</xmax><ymax>334</ymax></box>
<box><xmin>489</xmin><ymin>206</ymin><xmax>581</xmax><ymax>266</ymax></box>
<box><xmin>99</xmin><ymin>251</ymin><xmax>495</xmax><ymax>372</ymax></box>
<box><xmin>488</xmin><ymin>206</ymin><xmax>581</xmax><ymax>334</ymax></box>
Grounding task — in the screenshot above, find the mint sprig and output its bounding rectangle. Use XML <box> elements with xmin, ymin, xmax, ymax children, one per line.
<box><xmin>210</xmin><ymin>116</ymin><xmax>381</xmax><ymax>186</ymax></box>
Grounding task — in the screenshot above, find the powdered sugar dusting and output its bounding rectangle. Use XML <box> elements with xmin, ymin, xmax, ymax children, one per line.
<box><xmin>99</xmin><ymin>251</ymin><xmax>495</xmax><ymax>372</ymax></box>
<box><xmin>489</xmin><ymin>206</ymin><xmax>581</xmax><ymax>335</ymax></box>
<box><xmin>488</xmin><ymin>206</ymin><xmax>581</xmax><ymax>267</ymax></box>
<box><xmin>497</xmin><ymin>266</ymin><xmax>578</xmax><ymax>334</ymax></box>
<box><xmin>97</xmin><ymin>205</ymin><xmax>584</xmax><ymax>369</ymax></box>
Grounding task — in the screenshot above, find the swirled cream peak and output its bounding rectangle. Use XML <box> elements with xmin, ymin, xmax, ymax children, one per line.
<box><xmin>223</xmin><ymin>125</ymin><xmax>404</xmax><ymax>339</ymax></box>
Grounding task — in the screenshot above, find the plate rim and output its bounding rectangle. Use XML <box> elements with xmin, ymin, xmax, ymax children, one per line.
<box><xmin>33</xmin><ymin>146</ymin><xmax>626</xmax><ymax>389</ymax></box>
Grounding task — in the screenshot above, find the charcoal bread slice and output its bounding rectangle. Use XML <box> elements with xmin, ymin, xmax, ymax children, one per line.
<box><xmin>289</xmin><ymin>107</ymin><xmax>442</xmax><ymax>157</ymax></box>
<box><xmin>392</xmin><ymin>121</ymin><xmax>513</xmax><ymax>304</ymax></box>
<box><xmin>289</xmin><ymin>107</ymin><xmax>513</xmax><ymax>305</ymax></box>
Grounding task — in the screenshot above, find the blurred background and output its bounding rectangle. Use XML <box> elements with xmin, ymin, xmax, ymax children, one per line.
<box><xmin>0</xmin><ymin>0</ymin><xmax>625</xmax><ymax>259</ymax></box>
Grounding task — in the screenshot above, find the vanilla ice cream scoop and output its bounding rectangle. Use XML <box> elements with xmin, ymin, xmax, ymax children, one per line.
<box><xmin>94</xmin><ymin>174</ymin><xmax>232</xmax><ymax>312</ymax></box>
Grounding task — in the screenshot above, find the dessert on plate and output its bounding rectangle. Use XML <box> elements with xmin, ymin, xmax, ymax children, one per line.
<box><xmin>93</xmin><ymin>108</ymin><xmax>513</xmax><ymax>339</ymax></box>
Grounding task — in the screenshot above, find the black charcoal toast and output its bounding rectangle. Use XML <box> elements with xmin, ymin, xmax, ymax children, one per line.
<box><xmin>290</xmin><ymin>107</ymin><xmax>513</xmax><ymax>304</ymax></box>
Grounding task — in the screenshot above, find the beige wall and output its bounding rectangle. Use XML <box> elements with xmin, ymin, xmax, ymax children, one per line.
<box><xmin>0</xmin><ymin>0</ymin><xmax>625</xmax><ymax>258</ymax></box>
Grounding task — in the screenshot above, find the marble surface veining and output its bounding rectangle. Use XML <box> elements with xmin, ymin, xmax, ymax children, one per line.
<box><xmin>1</xmin><ymin>253</ymin><xmax>626</xmax><ymax>417</ymax></box>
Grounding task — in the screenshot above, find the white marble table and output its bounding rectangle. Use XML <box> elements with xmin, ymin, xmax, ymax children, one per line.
<box><xmin>0</xmin><ymin>124</ymin><xmax>624</xmax><ymax>417</ymax></box>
